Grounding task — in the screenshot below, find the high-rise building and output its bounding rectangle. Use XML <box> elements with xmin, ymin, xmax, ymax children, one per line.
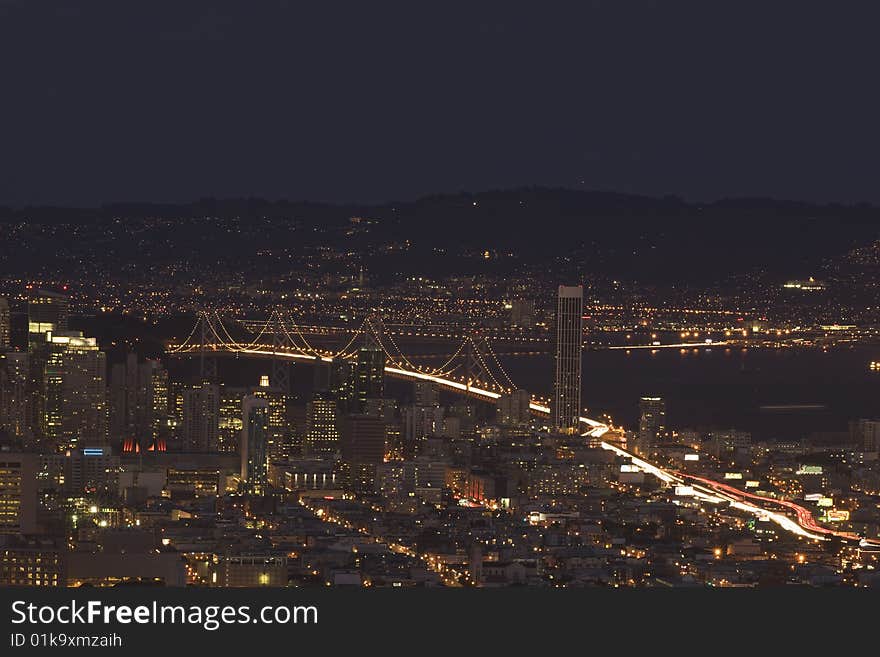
<box><xmin>0</xmin><ymin>452</ymin><xmax>38</xmax><ymax>535</ymax></box>
<box><xmin>0</xmin><ymin>353</ymin><xmax>31</xmax><ymax>443</ymax></box>
<box><xmin>241</xmin><ymin>395</ymin><xmax>269</xmax><ymax>494</ymax></box>
<box><xmin>0</xmin><ymin>297</ymin><xmax>10</xmax><ymax>349</ymax></box>
<box><xmin>42</xmin><ymin>331</ymin><xmax>107</xmax><ymax>451</ymax></box>
<box><xmin>315</xmin><ymin>356</ymin><xmax>356</xmax><ymax>406</ymax></box>
<box><xmin>251</xmin><ymin>375</ymin><xmax>288</xmax><ymax>462</ymax></box>
<box><xmin>636</xmin><ymin>397</ymin><xmax>666</xmax><ymax>456</ymax></box>
<box><xmin>413</xmin><ymin>381</ymin><xmax>439</xmax><ymax>406</ymax></box>
<box><xmin>509</xmin><ymin>299</ymin><xmax>535</xmax><ymax>328</ymax></box>
<box><xmin>182</xmin><ymin>382</ymin><xmax>220</xmax><ymax>452</ymax></box>
<box><xmin>304</xmin><ymin>391</ymin><xmax>340</xmax><ymax>456</ymax></box>
<box><xmin>168</xmin><ymin>380</ymin><xmax>185</xmax><ymax>446</ymax></box>
<box><xmin>706</xmin><ymin>429</ymin><xmax>751</xmax><ymax>459</ymax></box>
<box><xmin>355</xmin><ymin>347</ymin><xmax>385</xmax><ymax>411</ymax></box>
<box><xmin>552</xmin><ymin>285</ymin><xmax>583</xmax><ymax>432</ymax></box>
<box><xmin>218</xmin><ymin>386</ymin><xmax>247</xmax><ymax>454</ymax></box>
<box><xmin>27</xmin><ymin>290</ymin><xmax>68</xmax><ymax>350</ymax></box>
<box><xmin>497</xmin><ymin>389</ymin><xmax>531</xmax><ymax>427</ymax></box>
<box><xmin>403</xmin><ymin>405</ymin><xmax>444</xmax><ymax>458</ymax></box>
<box><xmin>340</xmin><ymin>414</ymin><xmax>386</xmax><ymax>493</ymax></box>
<box><xmin>218</xmin><ymin>377</ymin><xmax>288</xmax><ymax>459</ymax></box>
<box><xmin>110</xmin><ymin>353</ymin><xmax>169</xmax><ymax>452</ymax></box>
<box><xmin>850</xmin><ymin>419</ymin><xmax>880</xmax><ymax>453</ymax></box>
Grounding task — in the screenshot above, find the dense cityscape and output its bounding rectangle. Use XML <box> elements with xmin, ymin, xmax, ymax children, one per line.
<box><xmin>2</xmin><ymin>198</ymin><xmax>880</xmax><ymax>589</ymax></box>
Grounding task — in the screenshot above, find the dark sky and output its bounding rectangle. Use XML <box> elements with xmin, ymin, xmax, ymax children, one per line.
<box><xmin>1</xmin><ymin>1</ymin><xmax>879</xmax><ymax>207</ymax></box>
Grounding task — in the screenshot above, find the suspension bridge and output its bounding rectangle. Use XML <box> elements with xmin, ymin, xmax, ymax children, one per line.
<box><xmin>165</xmin><ymin>309</ymin><xmax>609</xmax><ymax>437</ymax></box>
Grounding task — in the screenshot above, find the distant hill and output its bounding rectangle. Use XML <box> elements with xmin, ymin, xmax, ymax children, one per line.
<box><xmin>1</xmin><ymin>187</ymin><xmax>878</xmax><ymax>283</ymax></box>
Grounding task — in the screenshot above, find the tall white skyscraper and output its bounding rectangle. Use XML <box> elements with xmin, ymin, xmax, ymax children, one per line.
<box><xmin>553</xmin><ymin>285</ymin><xmax>583</xmax><ymax>432</ymax></box>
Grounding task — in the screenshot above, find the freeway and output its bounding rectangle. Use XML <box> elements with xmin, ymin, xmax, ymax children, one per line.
<box><xmin>599</xmin><ymin>440</ymin><xmax>880</xmax><ymax>549</ymax></box>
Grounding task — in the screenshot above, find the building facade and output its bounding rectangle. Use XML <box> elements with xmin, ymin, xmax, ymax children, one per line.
<box><xmin>552</xmin><ymin>285</ymin><xmax>583</xmax><ymax>432</ymax></box>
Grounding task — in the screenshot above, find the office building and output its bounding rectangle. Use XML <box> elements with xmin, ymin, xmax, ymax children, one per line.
<box><xmin>251</xmin><ymin>375</ymin><xmax>288</xmax><ymax>462</ymax></box>
<box><xmin>182</xmin><ymin>381</ymin><xmax>220</xmax><ymax>452</ymax></box>
<box><xmin>341</xmin><ymin>414</ymin><xmax>386</xmax><ymax>493</ymax></box>
<box><xmin>355</xmin><ymin>347</ymin><xmax>385</xmax><ymax>411</ymax></box>
<box><xmin>218</xmin><ymin>386</ymin><xmax>247</xmax><ymax>454</ymax></box>
<box><xmin>497</xmin><ymin>389</ymin><xmax>531</xmax><ymax>427</ymax></box>
<box><xmin>0</xmin><ymin>452</ymin><xmax>38</xmax><ymax>534</ymax></box>
<box><xmin>42</xmin><ymin>331</ymin><xmax>107</xmax><ymax>450</ymax></box>
<box><xmin>241</xmin><ymin>395</ymin><xmax>269</xmax><ymax>494</ymax></box>
<box><xmin>636</xmin><ymin>397</ymin><xmax>666</xmax><ymax>456</ymax></box>
<box><xmin>0</xmin><ymin>536</ymin><xmax>63</xmax><ymax>586</ymax></box>
<box><xmin>707</xmin><ymin>429</ymin><xmax>751</xmax><ymax>459</ymax></box>
<box><xmin>27</xmin><ymin>290</ymin><xmax>68</xmax><ymax>350</ymax></box>
<box><xmin>216</xmin><ymin>376</ymin><xmax>287</xmax><ymax>459</ymax></box>
<box><xmin>316</xmin><ymin>356</ymin><xmax>357</xmax><ymax>412</ymax></box>
<box><xmin>0</xmin><ymin>353</ymin><xmax>31</xmax><ymax>443</ymax></box>
<box><xmin>413</xmin><ymin>381</ymin><xmax>439</xmax><ymax>406</ymax></box>
<box><xmin>304</xmin><ymin>391</ymin><xmax>340</xmax><ymax>456</ymax></box>
<box><xmin>509</xmin><ymin>299</ymin><xmax>535</xmax><ymax>328</ymax></box>
<box><xmin>41</xmin><ymin>447</ymin><xmax>119</xmax><ymax>496</ymax></box>
<box><xmin>552</xmin><ymin>285</ymin><xmax>583</xmax><ymax>432</ymax></box>
<box><xmin>851</xmin><ymin>419</ymin><xmax>880</xmax><ymax>453</ymax></box>
<box><xmin>403</xmin><ymin>405</ymin><xmax>444</xmax><ymax>458</ymax></box>
<box><xmin>110</xmin><ymin>353</ymin><xmax>169</xmax><ymax>452</ymax></box>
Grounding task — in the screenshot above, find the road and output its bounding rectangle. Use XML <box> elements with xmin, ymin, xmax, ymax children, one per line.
<box><xmin>599</xmin><ymin>440</ymin><xmax>880</xmax><ymax>549</ymax></box>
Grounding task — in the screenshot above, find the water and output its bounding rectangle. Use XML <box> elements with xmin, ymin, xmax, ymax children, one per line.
<box><xmin>502</xmin><ymin>346</ymin><xmax>880</xmax><ymax>441</ymax></box>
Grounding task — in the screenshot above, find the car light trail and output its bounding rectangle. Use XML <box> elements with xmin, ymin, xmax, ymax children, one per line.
<box><xmin>599</xmin><ymin>440</ymin><xmax>828</xmax><ymax>541</ymax></box>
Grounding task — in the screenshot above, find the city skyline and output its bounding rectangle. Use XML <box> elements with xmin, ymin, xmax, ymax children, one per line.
<box><xmin>3</xmin><ymin>251</ymin><xmax>880</xmax><ymax>590</ymax></box>
<box><xmin>3</xmin><ymin>0</ymin><xmax>880</xmax><ymax>611</ymax></box>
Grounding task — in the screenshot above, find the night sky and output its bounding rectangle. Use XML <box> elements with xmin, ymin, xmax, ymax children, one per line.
<box><xmin>1</xmin><ymin>1</ymin><xmax>878</xmax><ymax>207</ymax></box>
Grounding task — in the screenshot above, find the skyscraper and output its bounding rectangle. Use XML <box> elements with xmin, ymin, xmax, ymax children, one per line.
<box><xmin>0</xmin><ymin>297</ymin><xmax>10</xmax><ymax>349</ymax></box>
<box><xmin>355</xmin><ymin>347</ymin><xmax>385</xmax><ymax>412</ymax></box>
<box><xmin>304</xmin><ymin>391</ymin><xmax>340</xmax><ymax>456</ymax></box>
<box><xmin>340</xmin><ymin>414</ymin><xmax>386</xmax><ymax>493</ymax></box>
<box><xmin>402</xmin><ymin>405</ymin><xmax>444</xmax><ymax>458</ymax></box>
<box><xmin>636</xmin><ymin>397</ymin><xmax>666</xmax><ymax>456</ymax></box>
<box><xmin>110</xmin><ymin>353</ymin><xmax>169</xmax><ymax>452</ymax></box>
<box><xmin>218</xmin><ymin>386</ymin><xmax>247</xmax><ymax>454</ymax></box>
<box><xmin>0</xmin><ymin>353</ymin><xmax>31</xmax><ymax>443</ymax></box>
<box><xmin>552</xmin><ymin>285</ymin><xmax>583</xmax><ymax>432</ymax></box>
<box><xmin>251</xmin><ymin>375</ymin><xmax>288</xmax><ymax>462</ymax></box>
<box><xmin>42</xmin><ymin>331</ymin><xmax>107</xmax><ymax>451</ymax></box>
<box><xmin>182</xmin><ymin>381</ymin><xmax>220</xmax><ymax>452</ymax></box>
<box><xmin>27</xmin><ymin>290</ymin><xmax>68</xmax><ymax>350</ymax></box>
<box><xmin>240</xmin><ymin>394</ymin><xmax>269</xmax><ymax>494</ymax></box>
<box><xmin>497</xmin><ymin>389</ymin><xmax>531</xmax><ymax>427</ymax></box>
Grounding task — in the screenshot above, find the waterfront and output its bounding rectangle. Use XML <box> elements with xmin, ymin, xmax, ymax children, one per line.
<box><xmin>506</xmin><ymin>345</ymin><xmax>880</xmax><ymax>441</ymax></box>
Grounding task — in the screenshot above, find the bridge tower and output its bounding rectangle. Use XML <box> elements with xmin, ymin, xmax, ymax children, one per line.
<box><xmin>270</xmin><ymin>309</ymin><xmax>292</xmax><ymax>396</ymax></box>
<box><xmin>464</xmin><ymin>334</ymin><xmax>493</xmax><ymax>394</ymax></box>
<box><xmin>199</xmin><ymin>311</ymin><xmax>218</xmax><ymax>383</ymax></box>
<box><xmin>363</xmin><ymin>315</ymin><xmax>384</xmax><ymax>351</ymax></box>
